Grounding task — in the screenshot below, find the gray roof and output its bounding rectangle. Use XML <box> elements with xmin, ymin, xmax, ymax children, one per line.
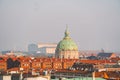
<box><xmin>97</xmin><ymin>53</ymin><xmax>113</xmax><ymax>58</ymax></box>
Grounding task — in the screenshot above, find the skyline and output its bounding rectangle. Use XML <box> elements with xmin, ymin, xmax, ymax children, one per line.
<box><xmin>0</xmin><ymin>0</ymin><xmax>120</xmax><ymax>52</ymax></box>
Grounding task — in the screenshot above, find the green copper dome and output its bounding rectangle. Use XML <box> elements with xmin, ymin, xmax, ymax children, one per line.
<box><xmin>56</xmin><ymin>27</ymin><xmax>78</xmax><ymax>51</ymax></box>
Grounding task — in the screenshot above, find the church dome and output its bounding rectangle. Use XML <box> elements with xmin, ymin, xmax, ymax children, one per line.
<box><xmin>55</xmin><ymin>27</ymin><xmax>78</xmax><ymax>52</ymax></box>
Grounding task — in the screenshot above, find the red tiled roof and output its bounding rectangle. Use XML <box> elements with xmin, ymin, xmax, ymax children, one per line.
<box><xmin>8</xmin><ymin>67</ymin><xmax>19</xmax><ymax>71</ymax></box>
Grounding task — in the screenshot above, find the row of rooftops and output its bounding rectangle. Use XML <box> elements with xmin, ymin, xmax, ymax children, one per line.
<box><xmin>0</xmin><ymin>56</ymin><xmax>120</xmax><ymax>76</ymax></box>
<box><xmin>0</xmin><ymin>55</ymin><xmax>120</xmax><ymax>64</ymax></box>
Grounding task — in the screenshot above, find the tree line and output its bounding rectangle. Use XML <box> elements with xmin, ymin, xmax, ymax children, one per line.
<box><xmin>7</xmin><ymin>58</ymin><xmax>20</xmax><ymax>69</ymax></box>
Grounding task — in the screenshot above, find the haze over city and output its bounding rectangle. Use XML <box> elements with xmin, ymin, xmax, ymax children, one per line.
<box><xmin>0</xmin><ymin>0</ymin><xmax>120</xmax><ymax>52</ymax></box>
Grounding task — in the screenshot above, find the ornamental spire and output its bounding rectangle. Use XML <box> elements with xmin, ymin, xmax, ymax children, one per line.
<box><xmin>64</xmin><ymin>25</ymin><xmax>70</xmax><ymax>39</ymax></box>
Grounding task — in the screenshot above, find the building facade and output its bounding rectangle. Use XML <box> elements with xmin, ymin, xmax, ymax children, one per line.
<box><xmin>0</xmin><ymin>60</ymin><xmax>7</xmax><ymax>71</ymax></box>
<box><xmin>37</xmin><ymin>43</ymin><xmax>57</xmax><ymax>57</ymax></box>
<box><xmin>28</xmin><ymin>44</ymin><xmax>38</xmax><ymax>54</ymax></box>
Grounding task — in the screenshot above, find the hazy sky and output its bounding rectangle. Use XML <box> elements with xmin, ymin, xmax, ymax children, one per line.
<box><xmin>0</xmin><ymin>0</ymin><xmax>120</xmax><ymax>52</ymax></box>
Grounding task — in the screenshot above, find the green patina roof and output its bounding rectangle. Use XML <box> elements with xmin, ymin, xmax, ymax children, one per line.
<box><xmin>56</xmin><ymin>27</ymin><xmax>78</xmax><ymax>51</ymax></box>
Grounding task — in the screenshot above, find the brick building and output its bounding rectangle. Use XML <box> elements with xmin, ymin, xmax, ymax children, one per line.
<box><xmin>0</xmin><ymin>60</ymin><xmax>7</xmax><ymax>71</ymax></box>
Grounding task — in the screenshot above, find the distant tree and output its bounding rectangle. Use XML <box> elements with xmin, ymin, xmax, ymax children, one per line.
<box><xmin>13</xmin><ymin>60</ymin><xmax>20</xmax><ymax>67</ymax></box>
<box><xmin>7</xmin><ymin>58</ymin><xmax>14</xmax><ymax>69</ymax></box>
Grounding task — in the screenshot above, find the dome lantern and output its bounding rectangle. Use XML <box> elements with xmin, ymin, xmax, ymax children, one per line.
<box><xmin>64</xmin><ymin>26</ymin><xmax>70</xmax><ymax>39</ymax></box>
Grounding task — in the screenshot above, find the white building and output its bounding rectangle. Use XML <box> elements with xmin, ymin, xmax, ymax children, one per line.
<box><xmin>38</xmin><ymin>43</ymin><xmax>57</xmax><ymax>48</ymax></box>
<box><xmin>0</xmin><ymin>75</ymin><xmax>11</xmax><ymax>80</ymax></box>
<box><xmin>37</xmin><ymin>43</ymin><xmax>57</xmax><ymax>57</ymax></box>
<box><xmin>24</xmin><ymin>76</ymin><xmax>50</xmax><ymax>80</ymax></box>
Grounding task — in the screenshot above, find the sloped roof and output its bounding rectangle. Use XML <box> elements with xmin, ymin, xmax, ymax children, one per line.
<box><xmin>97</xmin><ymin>53</ymin><xmax>113</xmax><ymax>58</ymax></box>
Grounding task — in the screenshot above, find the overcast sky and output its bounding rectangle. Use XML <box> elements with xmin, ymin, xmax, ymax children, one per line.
<box><xmin>0</xmin><ymin>0</ymin><xmax>120</xmax><ymax>52</ymax></box>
